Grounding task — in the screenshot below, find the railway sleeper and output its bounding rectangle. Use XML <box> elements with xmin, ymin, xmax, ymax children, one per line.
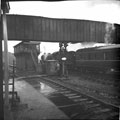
<box><xmin>64</xmin><ymin>93</ymin><xmax>77</xmax><ymax>97</ymax></box>
<box><xmin>91</xmin><ymin>111</ymin><xmax>119</xmax><ymax>120</ymax></box>
<box><xmin>74</xmin><ymin>108</ymin><xmax>112</xmax><ymax>120</ymax></box>
<box><xmin>70</xmin><ymin>109</ymin><xmax>96</xmax><ymax>119</ymax></box>
<box><xmin>59</xmin><ymin>91</ymin><xmax>71</xmax><ymax>94</ymax></box>
<box><xmin>85</xmin><ymin>100</ymin><xmax>94</xmax><ymax>104</ymax></box>
<box><xmin>68</xmin><ymin>95</ymin><xmax>82</xmax><ymax>99</ymax></box>
<box><xmin>93</xmin><ymin>108</ymin><xmax>111</xmax><ymax>114</ymax></box>
<box><xmin>53</xmin><ymin>86</ymin><xmax>63</xmax><ymax>89</ymax></box>
<box><xmin>84</xmin><ymin>103</ymin><xmax>101</xmax><ymax>109</ymax></box>
<box><xmin>73</xmin><ymin>100</ymin><xmax>95</xmax><ymax>106</ymax></box>
<box><xmin>73</xmin><ymin>98</ymin><xmax>88</xmax><ymax>102</ymax></box>
<box><xmin>53</xmin><ymin>87</ymin><xmax>65</xmax><ymax>90</ymax></box>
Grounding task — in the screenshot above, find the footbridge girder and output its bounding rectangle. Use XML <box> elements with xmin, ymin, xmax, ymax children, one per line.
<box><xmin>0</xmin><ymin>14</ymin><xmax>118</xmax><ymax>43</ymax></box>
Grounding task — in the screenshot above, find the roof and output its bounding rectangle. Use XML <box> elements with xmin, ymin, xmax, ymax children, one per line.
<box><xmin>14</xmin><ymin>41</ymin><xmax>40</xmax><ymax>48</ymax></box>
<box><xmin>76</xmin><ymin>44</ymin><xmax>120</xmax><ymax>53</ymax></box>
<box><xmin>23</xmin><ymin>41</ymin><xmax>40</xmax><ymax>45</ymax></box>
<box><xmin>97</xmin><ymin>44</ymin><xmax>120</xmax><ymax>50</ymax></box>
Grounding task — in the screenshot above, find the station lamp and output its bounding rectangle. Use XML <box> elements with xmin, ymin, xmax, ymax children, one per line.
<box><xmin>62</xmin><ymin>57</ymin><xmax>67</xmax><ymax>61</ymax></box>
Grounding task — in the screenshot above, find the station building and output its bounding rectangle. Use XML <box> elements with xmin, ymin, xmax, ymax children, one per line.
<box><xmin>14</xmin><ymin>41</ymin><xmax>40</xmax><ymax>73</ymax></box>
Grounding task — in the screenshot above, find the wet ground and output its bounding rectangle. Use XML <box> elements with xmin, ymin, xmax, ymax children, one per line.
<box><xmin>4</xmin><ymin>75</ymin><xmax>120</xmax><ymax>120</ymax></box>
<box><xmin>11</xmin><ymin>78</ymin><xmax>69</xmax><ymax>120</ymax></box>
<box><xmin>13</xmin><ymin>77</ymin><xmax>119</xmax><ymax>120</ymax></box>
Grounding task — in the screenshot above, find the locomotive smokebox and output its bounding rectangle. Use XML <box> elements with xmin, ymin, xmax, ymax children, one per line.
<box><xmin>45</xmin><ymin>60</ymin><xmax>59</xmax><ymax>75</ymax></box>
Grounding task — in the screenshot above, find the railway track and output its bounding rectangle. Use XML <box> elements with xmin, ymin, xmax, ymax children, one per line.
<box><xmin>28</xmin><ymin>76</ymin><xmax>119</xmax><ymax>120</ymax></box>
<box><xmin>68</xmin><ymin>71</ymin><xmax>120</xmax><ymax>101</ymax></box>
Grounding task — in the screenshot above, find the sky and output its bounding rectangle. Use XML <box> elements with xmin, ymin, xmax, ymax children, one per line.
<box><xmin>3</xmin><ymin>0</ymin><xmax>120</xmax><ymax>54</ymax></box>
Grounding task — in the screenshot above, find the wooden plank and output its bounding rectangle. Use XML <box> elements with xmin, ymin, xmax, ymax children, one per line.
<box><xmin>44</xmin><ymin>17</ymin><xmax>48</xmax><ymax>41</ymax></box>
<box><xmin>77</xmin><ymin>20</ymin><xmax>82</xmax><ymax>42</ymax></box>
<box><xmin>52</xmin><ymin>19</ymin><xmax>56</xmax><ymax>41</ymax></box>
<box><xmin>80</xmin><ymin>20</ymin><xmax>84</xmax><ymax>42</ymax></box>
<box><xmin>87</xmin><ymin>21</ymin><xmax>90</xmax><ymax>42</ymax></box>
<box><xmin>70</xmin><ymin>20</ymin><xmax>74</xmax><ymax>42</ymax></box>
<box><xmin>54</xmin><ymin>20</ymin><xmax>58</xmax><ymax>40</ymax></box>
<box><xmin>74</xmin><ymin>20</ymin><xmax>78</xmax><ymax>42</ymax></box>
<box><xmin>85</xmin><ymin>21</ymin><xmax>89</xmax><ymax>42</ymax></box>
<box><xmin>101</xmin><ymin>23</ymin><xmax>107</xmax><ymax>43</ymax></box>
<box><xmin>53</xmin><ymin>19</ymin><xmax>57</xmax><ymax>41</ymax></box>
<box><xmin>97</xmin><ymin>22</ymin><xmax>102</xmax><ymax>42</ymax></box>
<box><xmin>46</xmin><ymin>18</ymin><xmax>50</xmax><ymax>41</ymax></box>
<box><xmin>7</xmin><ymin>15</ymin><xmax>16</xmax><ymax>39</ymax></box>
<box><xmin>63</xmin><ymin>20</ymin><xmax>68</xmax><ymax>42</ymax></box>
<box><xmin>62</xmin><ymin>19</ymin><xmax>65</xmax><ymax>42</ymax></box>
<box><xmin>89</xmin><ymin>21</ymin><xmax>96</xmax><ymax>42</ymax></box>
<box><xmin>60</xmin><ymin>19</ymin><xmax>64</xmax><ymax>42</ymax></box>
<box><xmin>24</xmin><ymin>16</ymin><xmax>33</xmax><ymax>40</ymax></box>
<box><xmin>66</xmin><ymin>20</ymin><xmax>71</xmax><ymax>42</ymax></box>
<box><xmin>41</xmin><ymin>17</ymin><xmax>46</xmax><ymax>41</ymax></box>
<box><xmin>95</xmin><ymin>22</ymin><xmax>98</xmax><ymax>43</ymax></box>
<box><xmin>33</xmin><ymin>16</ymin><xmax>42</xmax><ymax>41</ymax></box>
<box><xmin>15</xmin><ymin>15</ymin><xmax>25</xmax><ymax>40</ymax></box>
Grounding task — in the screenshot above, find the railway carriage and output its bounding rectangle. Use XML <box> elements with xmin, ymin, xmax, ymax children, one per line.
<box><xmin>75</xmin><ymin>44</ymin><xmax>120</xmax><ymax>75</ymax></box>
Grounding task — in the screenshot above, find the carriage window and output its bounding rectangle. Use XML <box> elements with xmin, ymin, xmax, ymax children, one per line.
<box><xmin>94</xmin><ymin>53</ymin><xmax>96</xmax><ymax>60</ymax></box>
<box><xmin>80</xmin><ymin>54</ymin><xmax>82</xmax><ymax>60</ymax></box>
<box><xmin>81</xmin><ymin>54</ymin><xmax>83</xmax><ymax>60</ymax></box>
<box><xmin>117</xmin><ymin>54</ymin><xmax>120</xmax><ymax>60</ymax></box>
<box><xmin>104</xmin><ymin>53</ymin><xmax>106</xmax><ymax>60</ymax></box>
<box><xmin>88</xmin><ymin>53</ymin><xmax>90</xmax><ymax>60</ymax></box>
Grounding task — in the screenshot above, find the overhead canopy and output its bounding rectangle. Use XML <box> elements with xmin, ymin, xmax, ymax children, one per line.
<box><xmin>0</xmin><ymin>14</ymin><xmax>116</xmax><ymax>43</ymax></box>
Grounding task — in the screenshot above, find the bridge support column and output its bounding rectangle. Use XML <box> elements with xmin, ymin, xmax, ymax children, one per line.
<box><xmin>2</xmin><ymin>2</ymin><xmax>9</xmax><ymax>108</ymax></box>
<box><xmin>0</xmin><ymin>10</ymin><xmax>4</xmax><ymax>120</ymax></box>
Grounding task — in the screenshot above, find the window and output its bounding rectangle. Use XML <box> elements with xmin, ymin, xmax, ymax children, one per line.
<box><xmin>104</xmin><ymin>53</ymin><xmax>106</xmax><ymax>60</ymax></box>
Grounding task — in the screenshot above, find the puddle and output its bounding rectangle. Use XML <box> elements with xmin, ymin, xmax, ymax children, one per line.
<box><xmin>39</xmin><ymin>82</ymin><xmax>57</xmax><ymax>96</ymax></box>
<box><xmin>25</xmin><ymin>79</ymin><xmax>57</xmax><ymax>96</ymax></box>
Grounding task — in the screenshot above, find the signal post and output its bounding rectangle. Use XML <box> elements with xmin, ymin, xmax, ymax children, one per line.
<box><xmin>59</xmin><ymin>42</ymin><xmax>69</xmax><ymax>80</ymax></box>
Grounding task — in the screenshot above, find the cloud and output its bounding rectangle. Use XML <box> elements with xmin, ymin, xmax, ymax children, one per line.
<box><xmin>9</xmin><ymin>1</ymin><xmax>120</xmax><ymax>24</ymax></box>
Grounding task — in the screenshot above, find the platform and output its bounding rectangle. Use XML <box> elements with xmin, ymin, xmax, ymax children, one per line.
<box><xmin>8</xmin><ymin>78</ymin><xmax>69</xmax><ymax>120</ymax></box>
